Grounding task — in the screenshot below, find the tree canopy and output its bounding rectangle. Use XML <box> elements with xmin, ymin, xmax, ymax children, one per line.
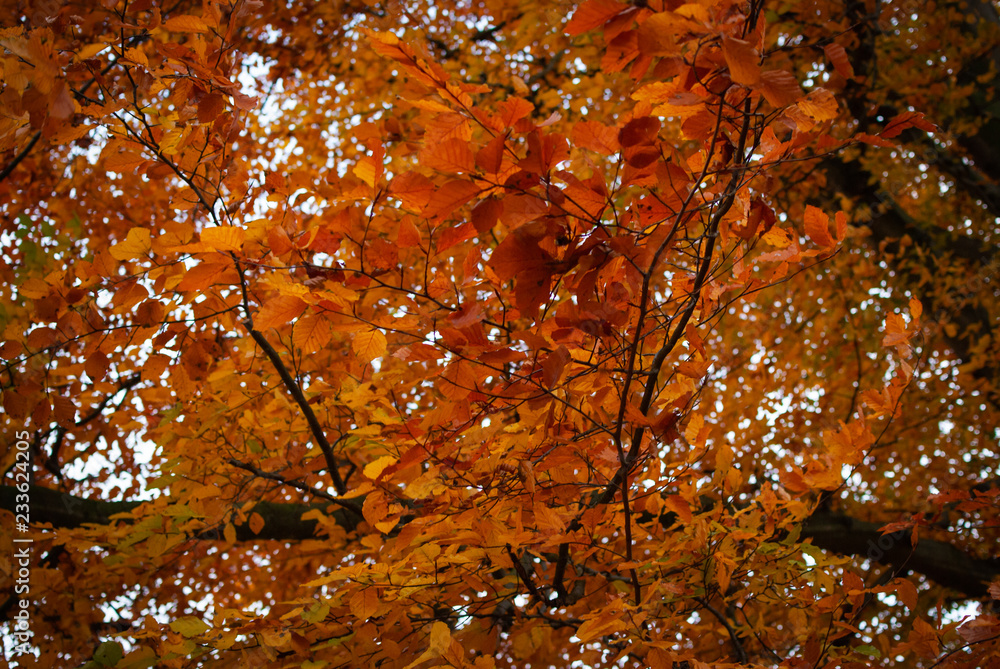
<box><xmin>1</xmin><ymin>0</ymin><xmax>998</xmax><ymax>667</ymax></box>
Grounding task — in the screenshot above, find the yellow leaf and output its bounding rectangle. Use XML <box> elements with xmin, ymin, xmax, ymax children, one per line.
<box><xmin>123</xmin><ymin>46</ymin><xmax>148</xmax><ymax>69</ymax></box>
<box><xmin>684</xmin><ymin>413</ymin><xmax>704</xmax><ymax>444</ymax></box>
<box><xmin>353</xmin><ymin>157</ymin><xmax>379</xmax><ymax>187</ymax></box>
<box><xmin>575</xmin><ymin>614</ymin><xmax>626</xmax><ymax>643</ymax></box>
<box><xmin>248</xmin><ymin>512</ymin><xmax>265</xmax><ymax>535</ymax></box>
<box><xmin>201</xmin><ymin>226</ymin><xmax>246</xmax><ymax>252</ymax></box>
<box><xmin>76</xmin><ymin>43</ymin><xmax>109</xmax><ymax>61</ymax></box>
<box><xmin>429</xmin><ymin>620</ymin><xmax>452</xmax><ymax>654</ymax></box>
<box><xmin>364</xmin><ymin>455</ymin><xmax>397</xmax><ymax>480</ymax></box>
<box><xmin>169</xmin><ymin>616</ymin><xmax>211</xmax><ymax>637</ymax></box>
<box><xmin>760</xmin><ymin>226</ymin><xmax>792</xmax><ymax>249</ymax></box>
<box><xmin>374</xmin><ymin>519</ymin><xmax>397</xmax><ymax>533</ymax></box>
<box><xmin>353</xmin><ymin>328</ymin><xmax>386</xmax><ymax>363</ymax></box>
<box><xmin>17</xmin><ymin>278</ymin><xmax>50</xmax><ymax>299</ymax></box>
<box><xmin>110</xmin><ymin>227</ymin><xmax>152</xmax><ymax>261</ymax></box>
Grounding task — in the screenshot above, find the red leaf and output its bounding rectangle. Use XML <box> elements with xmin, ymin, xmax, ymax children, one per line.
<box><xmin>618</xmin><ymin>116</ymin><xmax>660</xmax><ymax>147</ymax></box>
<box><xmin>471</xmin><ymin>198</ymin><xmax>503</xmax><ymax>233</ymax></box>
<box><xmin>542</xmin><ymin>345</ymin><xmax>570</xmax><ymax>388</ymax></box>
<box><xmin>476</xmin><ymin>134</ymin><xmax>506</xmax><ymax>174</ymax></box>
<box><xmin>881</xmin><ymin>111</ymin><xmax>937</xmax><ymax>138</ymax></box>
<box><xmin>823</xmin><ymin>42</ymin><xmax>854</xmax><ymax>79</ymax></box>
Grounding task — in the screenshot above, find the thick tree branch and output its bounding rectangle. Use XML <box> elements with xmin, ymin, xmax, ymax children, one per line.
<box><xmin>802</xmin><ymin>510</ymin><xmax>1000</xmax><ymax>599</ymax></box>
<box><xmin>0</xmin><ymin>484</ymin><xmax>361</xmax><ymax>542</ymax></box>
<box><xmin>4</xmin><ymin>486</ymin><xmax>995</xmax><ymax>598</ymax></box>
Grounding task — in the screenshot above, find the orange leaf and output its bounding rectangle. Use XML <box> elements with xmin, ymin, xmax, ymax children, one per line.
<box><xmin>177</xmin><ymin>261</ymin><xmax>230</xmax><ymax>292</ymax></box>
<box><xmin>882</xmin><ymin>312</ymin><xmax>909</xmax><ymax>348</ymax></box>
<box><xmin>293</xmin><ymin>314</ymin><xmax>331</xmax><ymax>354</ymax></box>
<box><xmin>349</xmin><ymin>588</ymin><xmax>380</xmax><ymax>621</ymax></box>
<box><xmin>495</xmin><ymin>97</ymin><xmax>534</xmax><ymax>128</ymax></box>
<box><xmin>881</xmin><ymin>111</ymin><xmax>937</xmax><ymax>138</ymax></box>
<box><xmin>84</xmin><ymin>351</ymin><xmax>108</xmax><ymax>381</ymax></box>
<box><xmin>162</xmin><ymin>15</ymin><xmax>209</xmax><ymax>33</ymax></box>
<box><xmin>804</xmin><ymin>205</ymin><xmax>835</xmax><ymax>248</ymax></box>
<box><xmin>896</xmin><ymin>578</ymin><xmax>918</xmax><ymax>610</ymax></box>
<box><xmin>565</xmin><ymin>0</ymin><xmax>627</xmax><ymax>36</ymax></box>
<box><xmin>353</xmin><ymin>328</ymin><xmax>387</xmax><ymax>363</ymax></box>
<box><xmin>475</xmin><ymin>134</ymin><xmax>506</xmax><ymax>174</ymax></box>
<box><xmin>248</xmin><ymin>512</ymin><xmax>265</xmax><ymax>535</ymax></box>
<box><xmin>423</xmin><ymin>180</ymin><xmax>481</xmax><ymax>222</ymax></box>
<box><xmin>575</xmin><ymin>612</ymin><xmax>627</xmax><ymax>644</ymax></box>
<box><xmin>197</xmin><ymin>93</ymin><xmax>226</xmax><ymax>123</ymax></box>
<box><xmin>201</xmin><ymin>226</ymin><xmax>245</xmax><ymax>253</ymax></box>
<box><xmin>722</xmin><ymin>34</ymin><xmax>761</xmax><ymax>86</ymax></box>
<box><xmin>797</xmin><ymin>88</ymin><xmax>839</xmax><ymax>121</ymax></box>
<box><xmin>52</xmin><ymin>394</ymin><xmax>77</xmax><ymax>428</ymax></box>
<box><xmin>542</xmin><ymin>345</ymin><xmax>571</xmax><ymax>388</ymax></box>
<box><xmin>572</xmin><ymin>120</ymin><xmax>620</xmax><ymax>155</ymax></box>
<box><xmin>110</xmin><ymin>227</ymin><xmax>152</xmax><ymax>261</ymax></box>
<box><xmin>619</xmin><ymin>116</ymin><xmax>660</xmax><ymax>147</ymax></box>
<box><xmin>437</xmin><ymin>221</ymin><xmax>476</xmax><ymax>253</ymax></box>
<box><xmin>471</xmin><ymin>198</ymin><xmax>503</xmax><ymax>233</ymax></box>
<box><xmin>758</xmin><ymin>70</ymin><xmax>802</xmax><ymax>108</ymax></box>
<box><xmin>254</xmin><ymin>295</ymin><xmax>307</xmax><ymax>331</ymax></box>
<box><xmin>422</xmin><ymin>138</ymin><xmax>475</xmax><ymax>174</ymax></box>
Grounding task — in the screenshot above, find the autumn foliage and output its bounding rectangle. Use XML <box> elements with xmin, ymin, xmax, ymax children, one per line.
<box><xmin>1</xmin><ymin>0</ymin><xmax>999</xmax><ymax>667</ymax></box>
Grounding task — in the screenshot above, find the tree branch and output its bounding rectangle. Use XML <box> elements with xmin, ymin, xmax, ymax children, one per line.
<box><xmin>0</xmin><ymin>131</ymin><xmax>41</xmax><ymax>184</ymax></box>
<box><xmin>246</xmin><ymin>326</ymin><xmax>348</xmax><ymax>495</ymax></box>
<box><xmin>819</xmin><ymin>155</ymin><xmax>1000</xmax><ymax>406</ymax></box>
<box><xmin>0</xmin><ymin>484</ymin><xmax>361</xmax><ymax>542</ymax></box>
<box><xmin>5</xmin><ymin>486</ymin><xmax>995</xmax><ymax>598</ymax></box>
<box><xmin>802</xmin><ymin>509</ymin><xmax>1000</xmax><ymax>599</ymax></box>
<box><xmin>227</xmin><ymin>458</ymin><xmax>363</xmax><ymax>518</ymax></box>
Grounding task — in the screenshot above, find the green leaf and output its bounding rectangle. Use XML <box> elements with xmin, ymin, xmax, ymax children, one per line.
<box><xmin>855</xmin><ymin>645</ymin><xmax>881</xmax><ymax>657</ymax></box>
<box><xmin>94</xmin><ymin>640</ymin><xmax>124</xmax><ymax>666</ymax></box>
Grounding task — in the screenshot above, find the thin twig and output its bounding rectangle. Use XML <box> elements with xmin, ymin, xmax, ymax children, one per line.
<box><xmin>228</xmin><ymin>458</ymin><xmax>362</xmax><ymax>517</ymax></box>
